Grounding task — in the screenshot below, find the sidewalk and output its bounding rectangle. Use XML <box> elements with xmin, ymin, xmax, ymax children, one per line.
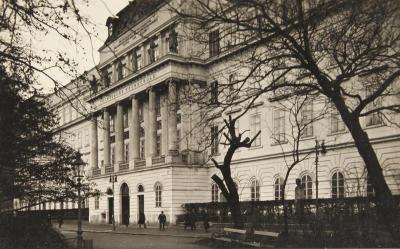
<box><xmin>57</xmin><ymin>220</ymin><xmax>215</xmax><ymax>239</ymax></box>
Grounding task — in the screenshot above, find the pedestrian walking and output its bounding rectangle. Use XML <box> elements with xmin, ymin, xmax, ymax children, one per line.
<box><xmin>202</xmin><ymin>210</ymin><xmax>210</xmax><ymax>232</ymax></box>
<box><xmin>184</xmin><ymin>211</ymin><xmax>190</xmax><ymax>230</ymax></box>
<box><xmin>158</xmin><ymin>211</ymin><xmax>166</xmax><ymax>230</ymax></box>
<box><xmin>138</xmin><ymin>212</ymin><xmax>146</xmax><ymax>228</ymax></box>
<box><xmin>57</xmin><ymin>214</ymin><xmax>63</xmax><ymax>228</ymax></box>
<box><xmin>295</xmin><ymin>178</ymin><xmax>305</xmax><ymax>223</ymax></box>
<box><xmin>189</xmin><ymin>210</ymin><xmax>196</xmax><ymax>230</ymax></box>
<box><xmin>47</xmin><ymin>214</ymin><xmax>52</xmax><ymax>225</ymax></box>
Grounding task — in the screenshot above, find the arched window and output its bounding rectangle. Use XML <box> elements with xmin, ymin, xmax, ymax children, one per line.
<box><xmin>301</xmin><ymin>175</ymin><xmax>313</xmax><ymax>199</ymax></box>
<box><xmin>155</xmin><ymin>183</ymin><xmax>162</xmax><ymax>207</ymax></box>
<box><xmin>138</xmin><ymin>184</ymin><xmax>144</xmax><ymax>193</ymax></box>
<box><xmin>274</xmin><ymin>177</ymin><xmax>283</xmax><ymax>200</ymax></box>
<box><xmin>250</xmin><ymin>178</ymin><xmax>260</xmax><ymax>201</ymax></box>
<box><xmin>211</xmin><ymin>183</ymin><xmax>219</xmax><ymax>202</ymax></box>
<box><xmin>331</xmin><ymin>171</ymin><xmax>345</xmax><ymax>198</ymax></box>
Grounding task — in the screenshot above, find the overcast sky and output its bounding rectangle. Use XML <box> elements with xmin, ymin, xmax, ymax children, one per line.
<box><xmin>39</xmin><ymin>0</ymin><xmax>131</xmax><ymax>92</ymax></box>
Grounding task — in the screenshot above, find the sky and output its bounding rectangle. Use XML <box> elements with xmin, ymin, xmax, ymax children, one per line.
<box><xmin>39</xmin><ymin>0</ymin><xmax>131</xmax><ymax>92</ymax></box>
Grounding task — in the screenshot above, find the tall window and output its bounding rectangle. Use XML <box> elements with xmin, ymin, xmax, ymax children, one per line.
<box><xmin>140</xmin><ymin>138</ymin><xmax>145</xmax><ymax>159</ymax></box>
<box><xmin>124</xmin><ymin>143</ymin><xmax>129</xmax><ymax>162</ymax></box>
<box><xmin>155</xmin><ymin>183</ymin><xmax>162</xmax><ymax>207</ymax></box>
<box><xmin>273</xmin><ymin>109</ymin><xmax>286</xmax><ymax>143</ymax></box>
<box><xmin>123</xmin><ymin>109</ymin><xmax>129</xmax><ymax>128</ymax></box>
<box><xmin>77</xmin><ymin>131</ymin><xmax>82</xmax><ymax>148</ymax></box>
<box><xmin>110</xmin><ymin>115</ymin><xmax>115</xmax><ymax>133</ymax></box>
<box><xmin>209</xmin><ymin>29</ymin><xmax>220</xmax><ymax>57</ymax></box>
<box><xmin>331</xmin><ymin>107</ymin><xmax>345</xmax><ymax>133</ymax></box>
<box><xmin>148</xmin><ymin>38</ymin><xmax>159</xmax><ymax>64</ymax></box>
<box><xmin>156</xmin><ymin>134</ymin><xmax>162</xmax><ymax>156</ymax></box>
<box><xmin>211</xmin><ymin>183</ymin><xmax>219</xmax><ymax>202</ymax></box>
<box><xmin>156</xmin><ymin>95</ymin><xmax>161</xmax><ymax>116</ymax></box>
<box><xmin>274</xmin><ymin>177</ymin><xmax>283</xmax><ymax>200</ymax></box>
<box><xmin>250</xmin><ymin>178</ymin><xmax>260</xmax><ymax>201</ymax></box>
<box><xmin>135</xmin><ymin>48</ymin><xmax>142</xmax><ymax>70</ymax></box>
<box><xmin>211</xmin><ymin>125</ymin><xmax>219</xmax><ymax>155</ymax></box>
<box><xmin>365</xmin><ymin>87</ymin><xmax>383</xmax><ymax>126</ymax></box>
<box><xmin>95</xmin><ymin>196</ymin><xmax>99</xmax><ymax>210</ymax></box>
<box><xmin>301</xmin><ymin>175</ymin><xmax>313</xmax><ymax>199</ymax></box>
<box><xmin>301</xmin><ymin>102</ymin><xmax>313</xmax><ymax>137</ymax></box>
<box><xmin>84</xmin><ymin>128</ymin><xmax>89</xmax><ymax>146</ymax></box>
<box><xmin>250</xmin><ymin>114</ymin><xmax>261</xmax><ymax>146</ymax></box>
<box><xmin>331</xmin><ymin>171</ymin><xmax>345</xmax><ymax>198</ymax></box>
<box><xmin>210</xmin><ymin>81</ymin><xmax>218</xmax><ymax>104</ymax></box>
<box><xmin>117</xmin><ymin>58</ymin><xmax>126</xmax><ymax>81</ymax></box>
<box><xmin>111</xmin><ymin>146</ymin><xmax>115</xmax><ymax>165</ymax></box>
<box><xmin>102</xmin><ymin>66</ymin><xmax>112</xmax><ymax>87</ymax></box>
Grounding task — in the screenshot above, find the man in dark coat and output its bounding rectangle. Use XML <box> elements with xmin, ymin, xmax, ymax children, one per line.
<box><xmin>138</xmin><ymin>212</ymin><xmax>146</xmax><ymax>228</ymax></box>
<box><xmin>158</xmin><ymin>211</ymin><xmax>166</xmax><ymax>230</ymax></box>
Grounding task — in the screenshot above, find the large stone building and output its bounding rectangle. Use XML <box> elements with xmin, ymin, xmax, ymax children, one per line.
<box><xmin>47</xmin><ymin>0</ymin><xmax>400</xmax><ymax>225</ymax></box>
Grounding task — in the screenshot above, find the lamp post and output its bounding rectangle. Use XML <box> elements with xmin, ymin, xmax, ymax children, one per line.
<box><xmin>72</xmin><ymin>155</ymin><xmax>85</xmax><ymax>249</ymax></box>
<box><xmin>109</xmin><ymin>174</ymin><xmax>117</xmax><ymax>231</ymax></box>
<box><xmin>315</xmin><ymin>139</ymin><xmax>327</xmax><ymax>216</ymax></box>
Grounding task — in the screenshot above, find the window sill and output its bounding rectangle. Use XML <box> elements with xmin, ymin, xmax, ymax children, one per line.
<box><xmin>249</xmin><ymin>145</ymin><xmax>263</xmax><ymax>150</ymax></box>
<box><xmin>365</xmin><ymin>123</ymin><xmax>385</xmax><ymax>129</ymax></box>
<box><xmin>327</xmin><ymin>130</ymin><xmax>347</xmax><ymax>136</ymax></box>
<box><xmin>300</xmin><ymin>135</ymin><xmax>315</xmax><ymax>141</ymax></box>
<box><xmin>271</xmin><ymin>140</ymin><xmax>288</xmax><ymax>146</ymax></box>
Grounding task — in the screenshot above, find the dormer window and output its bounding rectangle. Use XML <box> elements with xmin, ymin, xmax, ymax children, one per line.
<box><xmin>108</xmin><ymin>23</ymin><xmax>113</xmax><ymax>37</ymax></box>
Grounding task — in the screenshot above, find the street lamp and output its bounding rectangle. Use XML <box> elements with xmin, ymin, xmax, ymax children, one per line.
<box><xmin>109</xmin><ymin>174</ymin><xmax>117</xmax><ymax>231</ymax></box>
<box><xmin>315</xmin><ymin>139</ymin><xmax>327</xmax><ymax>215</ymax></box>
<box><xmin>72</xmin><ymin>155</ymin><xmax>86</xmax><ymax>249</ymax></box>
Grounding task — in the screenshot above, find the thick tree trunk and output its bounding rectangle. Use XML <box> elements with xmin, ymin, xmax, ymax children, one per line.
<box><xmin>346</xmin><ymin>117</ymin><xmax>398</xmax><ymax>235</ymax></box>
<box><xmin>334</xmin><ymin>99</ymin><xmax>398</xmax><ymax>237</ymax></box>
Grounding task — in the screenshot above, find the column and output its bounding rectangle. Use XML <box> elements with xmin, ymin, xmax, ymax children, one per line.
<box><xmin>102</xmin><ymin>108</ymin><xmax>110</xmax><ymax>174</ymax></box>
<box><xmin>115</xmin><ymin>101</ymin><xmax>124</xmax><ymax>171</ymax></box>
<box><xmin>168</xmin><ymin>81</ymin><xmax>178</xmax><ymax>155</ymax></box>
<box><xmin>129</xmin><ymin>95</ymin><xmax>140</xmax><ymax>168</ymax></box>
<box><xmin>90</xmin><ymin>114</ymin><xmax>98</xmax><ymax>172</ymax></box>
<box><xmin>148</xmin><ymin>88</ymin><xmax>157</xmax><ymax>159</ymax></box>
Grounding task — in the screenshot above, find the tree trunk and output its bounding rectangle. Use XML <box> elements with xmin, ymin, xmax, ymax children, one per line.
<box><xmin>346</xmin><ymin>117</ymin><xmax>398</xmax><ymax>235</ymax></box>
<box><xmin>334</xmin><ymin>99</ymin><xmax>398</xmax><ymax>237</ymax></box>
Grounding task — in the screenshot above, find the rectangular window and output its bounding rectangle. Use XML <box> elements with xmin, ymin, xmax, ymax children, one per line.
<box><xmin>273</xmin><ymin>109</ymin><xmax>286</xmax><ymax>143</ymax></box>
<box><xmin>211</xmin><ymin>125</ymin><xmax>219</xmax><ymax>155</ymax></box>
<box><xmin>331</xmin><ymin>107</ymin><xmax>345</xmax><ymax>133</ymax></box>
<box><xmin>125</xmin><ymin>143</ymin><xmax>129</xmax><ymax>162</ymax></box>
<box><xmin>140</xmin><ymin>139</ymin><xmax>145</xmax><ymax>159</ymax></box>
<box><xmin>123</xmin><ymin>110</ymin><xmax>128</xmax><ymax>128</ymax></box>
<box><xmin>110</xmin><ymin>115</ymin><xmax>115</xmax><ymax>133</ymax></box>
<box><xmin>156</xmin><ymin>95</ymin><xmax>161</xmax><ymax>116</ymax></box>
<box><xmin>77</xmin><ymin>131</ymin><xmax>82</xmax><ymax>148</ymax></box>
<box><xmin>365</xmin><ymin>87</ymin><xmax>383</xmax><ymax>127</ymax></box>
<box><xmin>210</xmin><ymin>81</ymin><xmax>218</xmax><ymax>104</ymax></box>
<box><xmin>301</xmin><ymin>102</ymin><xmax>313</xmax><ymax>138</ymax></box>
<box><xmin>209</xmin><ymin>29</ymin><xmax>220</xmax><ymax>57</ymax></box>
<box><xmin>250</xmin><ymin>114</ymin><xmax>261</xmax><ymax>146</ymax></box>
<box><xmin>102</xmin><ymin>66</ymin><xmax>112</xmax><ymax>87</ymax></box>
<box><xmin>95</xmin><ymin>196</ymin><xmax>99</xmax><ymax>210</ymax></box>
<box><xmin>177</xmin><ymin>129</ymin><xmax>180</xmax><ymax>151</ymax></box>
<box><xmin>136</xmin><ymin>48</ymin><xmax>142</xmax><ymax>70</ymax></box>
<box><xmin>156</xmin><ymin>134</ymin><xmax>162</xmax><ymax>156</ymax></box>
<box><xmin>111</xmin><ymin>146</ymin><xmax>115</xmax><ymax>165</ymax></box>
<box><xmin>139</xmin><ymin>104</ymin><xmax>144</xmax><ymax>122</ymax></box>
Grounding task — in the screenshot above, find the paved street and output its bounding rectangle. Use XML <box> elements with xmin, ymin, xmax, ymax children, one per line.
<box><xmin>57</xmin><ymin>220</ymin><xmax>221</xmax><ymax>249</ymax></box>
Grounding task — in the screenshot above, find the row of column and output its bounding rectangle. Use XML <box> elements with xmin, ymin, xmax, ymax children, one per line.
<box><xmin>90</xmin><ymin>82</ymin><xmax>178</xmax><ymax>171</ymax></box>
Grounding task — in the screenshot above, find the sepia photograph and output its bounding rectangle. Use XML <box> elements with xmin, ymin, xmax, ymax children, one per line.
<box><xmin>1</xmin><ymin>0</ymin><xmax>400</xmax><ymax>248</ymax></box>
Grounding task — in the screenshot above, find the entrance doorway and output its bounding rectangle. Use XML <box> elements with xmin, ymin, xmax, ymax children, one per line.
<box><xmin>137</xmin><ymin>184</ymin><xmax>144</xmax><ymax>221</ymax></box>
<box><xmin>121</xmin><ymin>183</ymin><xmax>130</xmax><ymax>226</ymax></box>
<box><xmin>108</xmin><ymin>197</ymin><xmax>114</xmax><ymax>224</ymax></box>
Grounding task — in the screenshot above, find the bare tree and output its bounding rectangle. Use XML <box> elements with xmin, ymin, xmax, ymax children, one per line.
<box><xmin>211</xmin><ymin>115</ymin><xmax>260</xmax><ymax>228</ymax></box>
<box><xmin>172</xmin><ymin>0</ymin><xmax>400</xmax><ymax>235</ymax></box>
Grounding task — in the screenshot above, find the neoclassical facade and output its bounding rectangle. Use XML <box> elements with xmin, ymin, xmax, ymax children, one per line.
<box><xmin>46</xmin><ymin>0</ymin><xmax>400</xmax><ymax>225</ymax></box>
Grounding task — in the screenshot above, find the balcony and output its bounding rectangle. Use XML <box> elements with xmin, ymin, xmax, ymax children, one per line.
<box><xmin>92</xmin><ymin>168</ymin><xmax>101</xmax><ymax>176</ymax></box>
<box><xmin>105</xmin><ymin>166</ymin><xmax>114</xmax><ymax>174</ymax></box>
<box><xmin>135</xmin><ymin>159</ymin><xmax>146</xmax><ymax>169</ymax></box>
<box><xmin>152</xmin><ymin>156</ymin><xmax>165</xmax><ymax>165</ymax></box>
<box><xmin>119</xmin><ymin>162</ymin><xmax>129</xmax><ymax>171</ymax></box>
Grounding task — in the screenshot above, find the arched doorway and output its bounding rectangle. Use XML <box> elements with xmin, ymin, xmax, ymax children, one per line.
<box><xmin>120</xmin><ymin>183</ymin><xmax>130</xmax><ymax>226</ymax></box>
<box><xmin>137</xmin><ymin>184</ymin><xmax>144</xmax><ymax>221</ymax></box>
